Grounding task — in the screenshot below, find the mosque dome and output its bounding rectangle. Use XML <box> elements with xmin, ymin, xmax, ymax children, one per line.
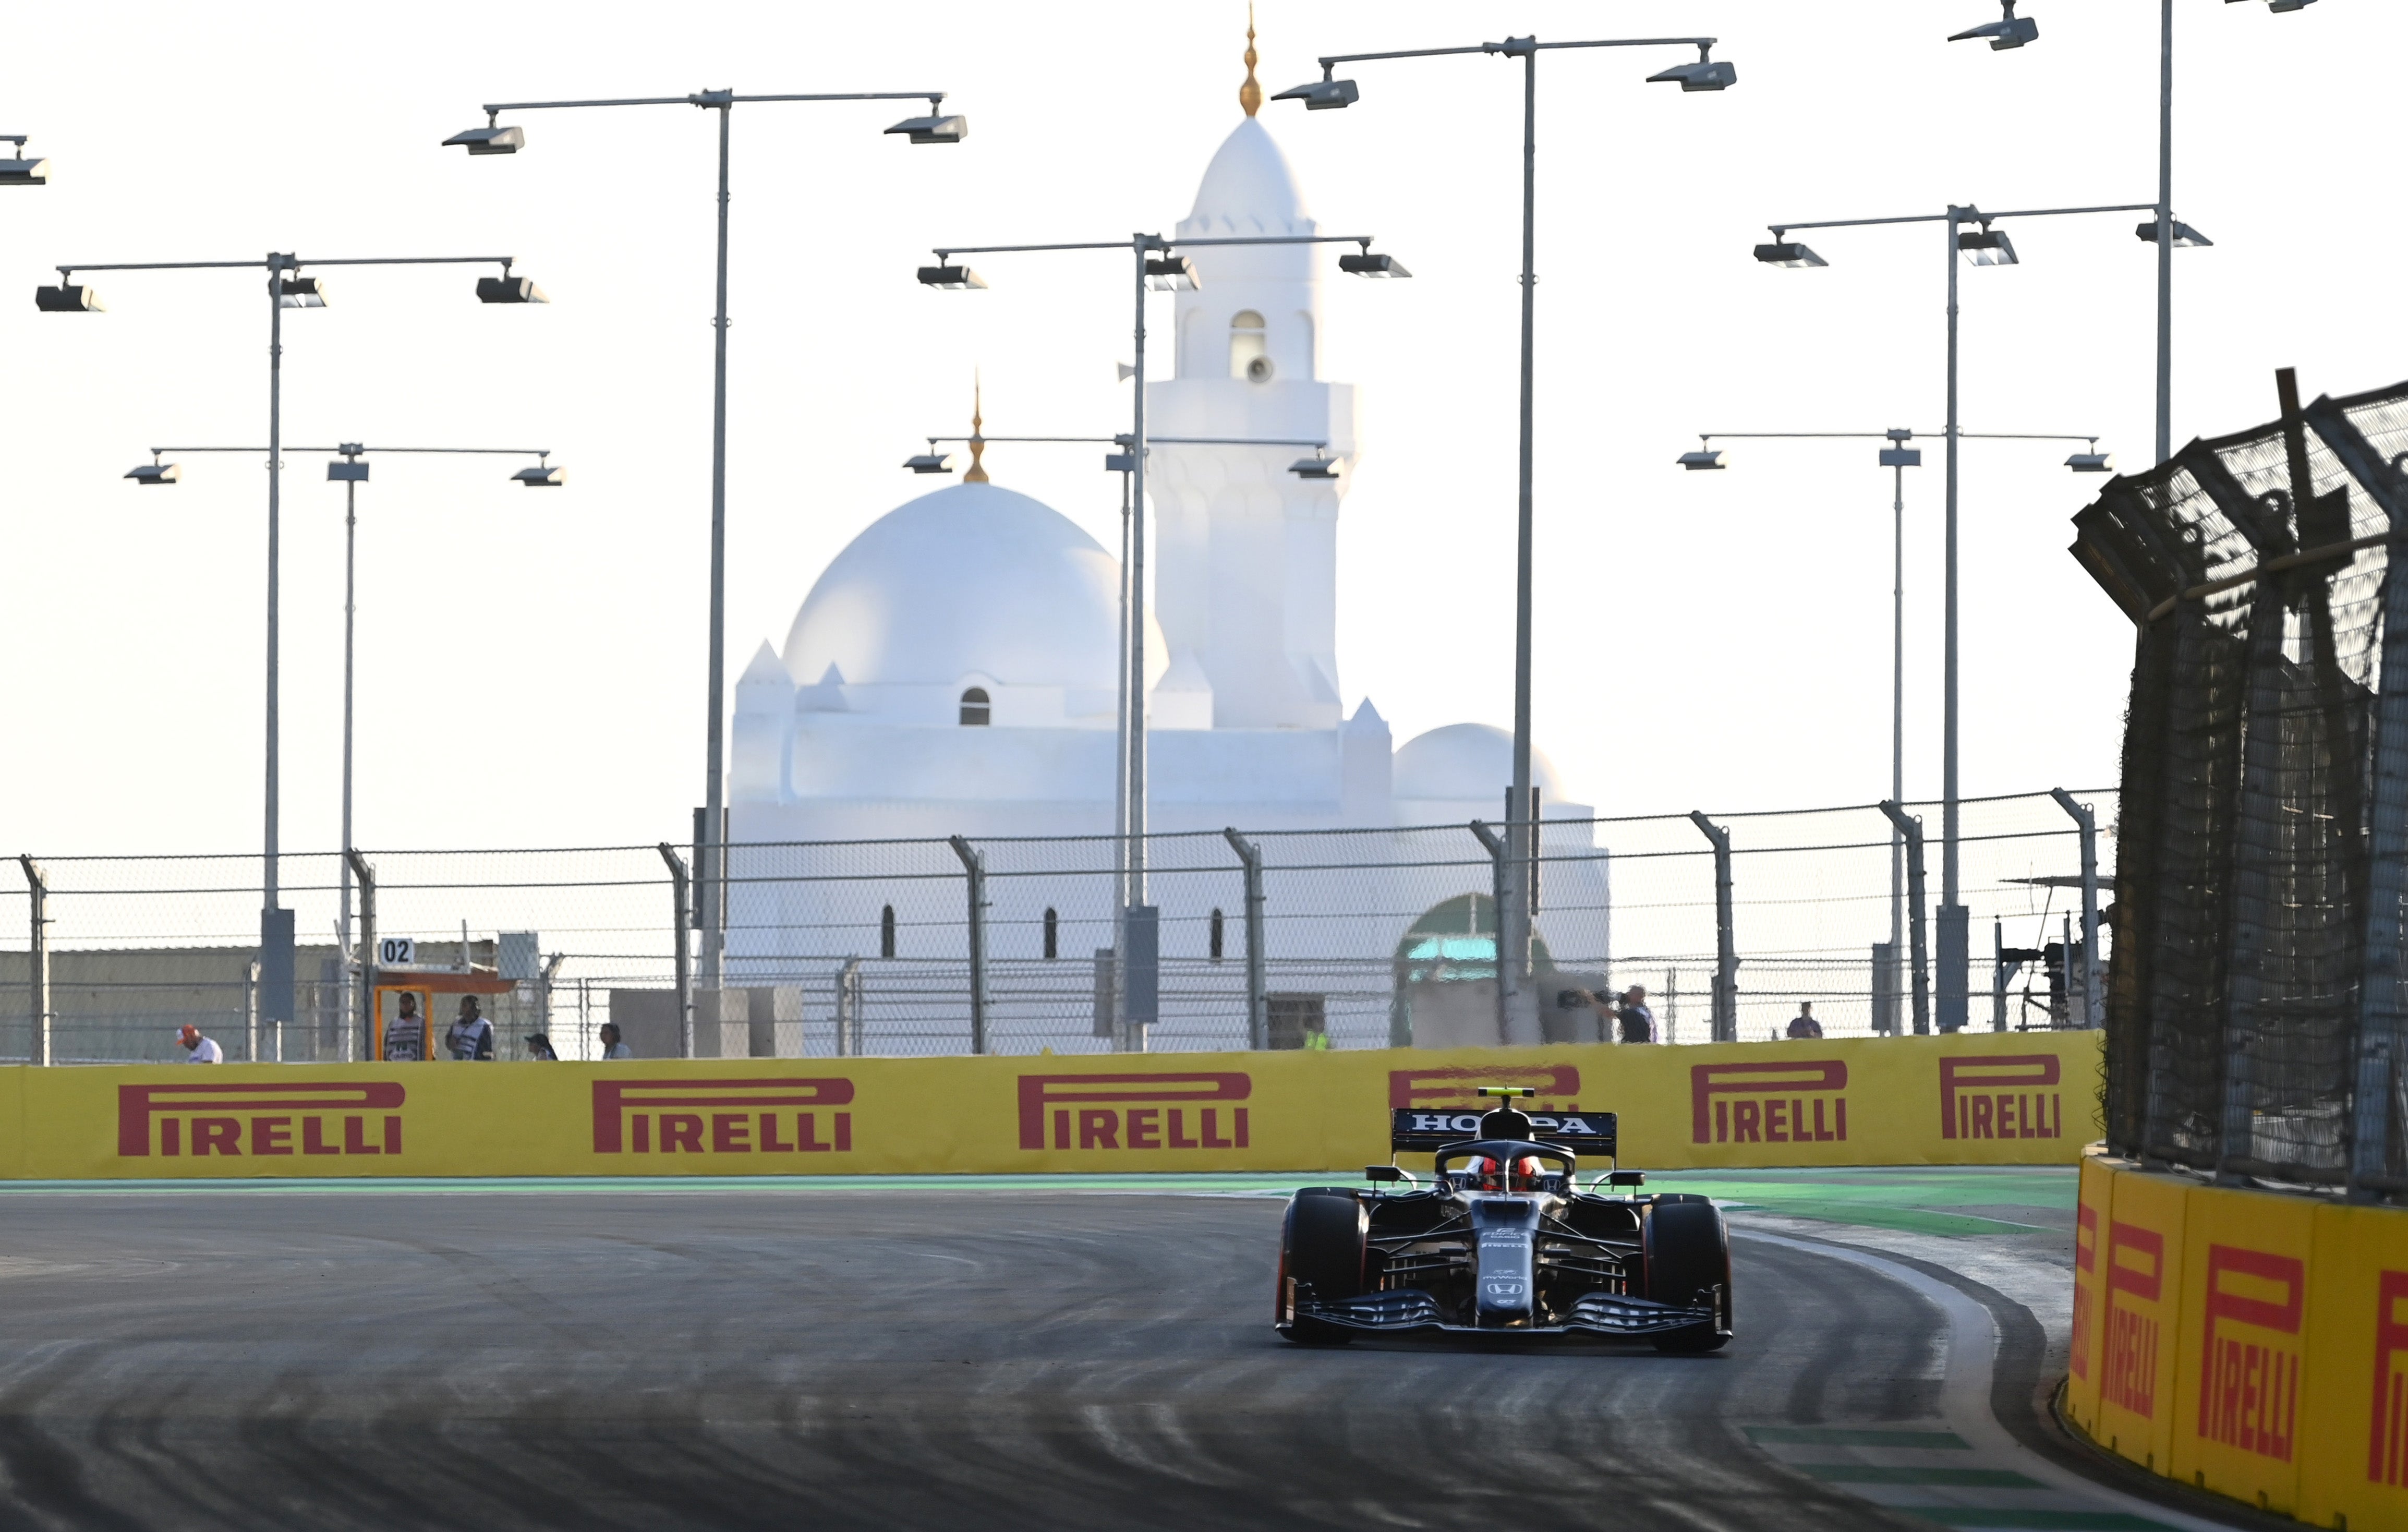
<box><xmin>1393</xmin><ymin>723</ymin><xmax>1564</xmax><ymax>803</ymax></box>
<box><xmin>1183</xmin><ymin>116</ymin><xmax>1311</xmax><ymax>237</ymax></box>
<box><xmin>782</xmin><ymin>481</ymin><xmax>1127</xmax><ymax>691</ymax></box>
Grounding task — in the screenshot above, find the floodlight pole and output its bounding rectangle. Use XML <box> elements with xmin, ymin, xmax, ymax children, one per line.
<box><xmin>1757</xmin><ymin>200</ymin><xmax>2149</xmax><ymax>1027</ymax></box>
<box><xmin>1292</xmin><ymin>29</ymin><xmax>1723</xmax><ymax>1042</ymax></box>
<box><xmin>138</xmin><ymin>441</ymin><xmax>553</xmax><ymax>1040</ymax></box>
<box><xmin>2155</xmin><ymin>0</ymin><xmax>2175</xmax><ymax>465</ymax></box>
<box><xmin>463</xmin><ymin>88</ymin><xmax>954</xmax><ymax>999</ymax></box>
<box><xmin>50</xmin><ymin>251</ymin><xmax>524</xmax><ymax>1040</ymax></box>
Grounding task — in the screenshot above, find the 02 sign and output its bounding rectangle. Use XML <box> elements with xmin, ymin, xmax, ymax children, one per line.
<box><xmin>376</xmin><ymin>937</ymin><xmax>416</xmax><ymax>965</ymax></box>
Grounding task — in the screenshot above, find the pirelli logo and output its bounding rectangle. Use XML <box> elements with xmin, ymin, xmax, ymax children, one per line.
<box><xmin>1939</xmin><ymin>1054</ymin><xmax>2064</xmax><ymax>1140</ymax></box>
<box><xmin>2102</xmin><ymin>1221</ymin><xmax>2166</xmax><ymax>1418</ymax></box>
<box><xmin>2071</xmin><ymin>1202</ymin><xmax>2098</xmax><ymax>1382</ymax></box>
<box><xmin>2369</xmin><ymin>1270</ymin><xmax>2408</xmax><ymax>1487</ymax></box>
<box><xmin>590</xmin><ymin>1078</ymin><xmax>855</xmax><ymax>1154</ymax></box>
<box><xmin>2196</xmin><ymin>1244</ymin><xmax>2303</xmax><ymax>1463</ymax></box>
<box><xmin>1015</xmin><ymin>1072</ymin><xmax>1249</xmax><ymax>1152</ymax></box>
<box><xmin>1690</xmin><ymin>1060</ymin><xmax>1847</xmax><ymax>1144</ymax></box>
<box><xmin>117</xmin><ymin>1081</ymin><xmax>406</xmax><ymax>1159</ymax></box>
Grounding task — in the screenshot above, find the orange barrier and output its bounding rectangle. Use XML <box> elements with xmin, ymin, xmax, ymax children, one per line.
<box><xmin>2065</xmin><ymin>1155</ymin><xmax>2408</xmax><ymax>1527</ymax></box>
<box><xmin>0</xmin><ymin>1031</ymin><xmax>2099</xmax><ymax>1180</ymax></box>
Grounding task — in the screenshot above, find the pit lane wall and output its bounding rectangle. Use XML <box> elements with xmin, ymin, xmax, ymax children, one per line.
<box><xmin>2065</xmin><ymin>1155</ymin><xmax>2408</xmax><ymax>1528</ymax></box>
<box><xmin>0</xmin><ymin>1031</ymin><xmax>2097</xmax><ymax>1179</ymax></box>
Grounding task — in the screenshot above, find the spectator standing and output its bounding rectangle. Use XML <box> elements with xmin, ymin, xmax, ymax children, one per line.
<box><xmin>177</xmin><ymin>1025</ymin><xmax>223</xmax><ymax>1064</ymax></box>
<box><xmin>1786</xmin><ymin>1002</ymin><xmax>1824</xmax><ymax>1039</ymax></box>
<box><xmin>384</xmin><ymin>994</ymin><xmax>425</xmax><ymax>1061</ymax></box>
<box><xmin>599</xmin><ymin>1022</ymin><xmax>633</xmax><ymax>1060</ymax></box>
<box><xmin>446</xmin><ymin>996</ymin><xmax>496</xmax><ymax>1061</ymax></box>
<box><xmin>1616</xmin><ymin>986</ymin><xmax>1659</xmax><ymax>1044</ymax></box>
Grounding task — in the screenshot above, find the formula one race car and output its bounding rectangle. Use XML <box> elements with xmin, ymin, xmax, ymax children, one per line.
<box><xmin>1275</xmin><ymin>1088</ymin><xmax>1732</xmax><ymax>1352</ymax></box>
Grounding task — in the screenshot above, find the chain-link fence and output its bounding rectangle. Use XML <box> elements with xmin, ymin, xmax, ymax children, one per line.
<box><xmin>2072</xmin><ymin>372</ymin><xmax>2408</xmax><ymax>1193</ymax></box>
<box><xmin>3</xmin><ymin>788</ymin><xmax>2109</xmax><ymax>1065</ymax></box>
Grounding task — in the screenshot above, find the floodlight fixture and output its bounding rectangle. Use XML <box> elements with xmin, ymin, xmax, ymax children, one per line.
<box><xmin>1677</xmin><ymin>450</ymin><xmax>1727</xmax><ymax>471</ymax></box>
<box><xmin>1338</xmin><ymin>250</ymin><xmax>1411</xmax><ymax>279</ymax></box>
<box><xmin>34</xmin><ymin>283</ymin><xmax>102</xmax><ymax>312</ymax></box>
<box><xmin>1289</xmin><ymin>454</ymin><xmax>1341</xmax><ymax>480</ymax></box>
<box><xmin>476</xmin><ymin>274</ymin><xmax>549</xmax><ymax>304</ymax></box>
<box><xmin>513</xmin><ymin>462</ymin><xmax>566</xmax><ymax>487</ymax></box>
<box><xmin>327</xmin><ymin>460</ymin><xmax>369</xmax><ymax>482</ymax></box>
<box><xmin>1880</xmin><ymin>446</ymin><xmax>1923</xmax><ymax>468</ymax></box>
<box><xmin>1144</xmin><ymin>255</ymin><xmax>1200</xmax><ymax>292</ymax></box>
<box><xmin>2066</xmin><ymin>447</ymin><xmax>2115</xmax><ymax>473</ymax></box>
<box><xmin>1753</xmin><ymin>240</ymin><xmax>1826</xmax><ymax>269</ymax></box>
<box><xmin>0</xmin><ymin>146</ymin><xmax>47</xmax><ymax>187</ymax></box>
<box><xmin>1645</xmin><ymin>57</ymin><xmax>1737</xmax><ymax>92</ymax></box>
<box><xmin>2236</xmin><ymin>0</ymin><xmax>2316</xmax><ymax>10</ymax></box>
<box><xmin>903</xmin><ymin>450</ymin><xmax>957</xmax><ymax>474</ymax></box>
<box><xmin>278</xmin><ymin>275</ymin><xmax>330</xmax><ymax>308</ymax></box>
<box><xmin>444</xmin><ymin>124</ymin><xmax>525</xmax><ymax>156</ymax></box>
<box><xmin>885</xmin><ymin>114</ymin><xmax>968</xmax><ymax>144</ymax></box>
<box><xmin>1949</xmin><ymin>2</ymin><xmax>2039</xmax><ymax>49</ymax></box>
<box><xmin>1103</xmin><ymin>452</ymin><xmax>1137</xmax><ymax>474</ymax></box>
<box><xmin>1272</xmin><ymin>77</ymin><xmax>1360</xmax><ymax>111</ymax></box>
<box><xmin>2133</xmin><ymin>218</ymin><xmax>2213</xmax><ymax>248</ymax></box>
<box><xmin>126</xmin><ymin>461</ymin><xmax>180</xmax><ymax>486</ymax></box>
<box><xmin>917</xmin><ymin>263</ymin><xmax>986</xmax><ymax>290</ymax></box>
<box><xmin>1957</xmin><ymin>226</ymin><xmax>2019</xmax><ymax>266</ymax></box>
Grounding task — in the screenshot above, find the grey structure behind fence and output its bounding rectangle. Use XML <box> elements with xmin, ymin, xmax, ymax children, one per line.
<box><xmin>2073</xmin><ymin>371</ymin><xmax>2408</xmax><ymax>1194</ymax></box>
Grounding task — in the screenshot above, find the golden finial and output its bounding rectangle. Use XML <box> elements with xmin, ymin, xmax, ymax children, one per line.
<box><xmin>1239</xmin><ymin>6</ymin><xmax>1262</xmax><ymax>117</ymax></box>
<box><xmin>963</xmin><ymin>371</ymin><xmax>989</xmax><ymax>482</ymax></box>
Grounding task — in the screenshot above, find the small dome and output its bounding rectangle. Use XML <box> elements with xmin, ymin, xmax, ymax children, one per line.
<box><xmin>1394</xmin><ymin>723</ymin><xmax>1563</xmax><ymax>803</ymax></box>
<box><xmin>784</xmin><ymin>482</ymin><xmax>1129</xmax><ymax>690</ymax></box>
<box><xmin>1182</xmin><ymin>117</ymin><xmax>1311</xmax><ymax>237</ymax></box>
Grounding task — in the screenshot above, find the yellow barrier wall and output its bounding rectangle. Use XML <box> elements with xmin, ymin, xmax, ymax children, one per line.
<box><xmin>0</xmin><ymin>1031</ymin><xmax>2099</xmax><ymax>1180</ymax></box>
<box><xmin>2067</xmin><ymin>1157</ymin><xmax>2408</xmax><ymax>1528</ymax></box>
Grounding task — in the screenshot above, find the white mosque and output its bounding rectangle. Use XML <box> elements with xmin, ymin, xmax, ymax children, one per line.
<box><xmin>724</xmin><ymin>45</ymin><xmax>1608</xmax><ymax>1050</ymax></box>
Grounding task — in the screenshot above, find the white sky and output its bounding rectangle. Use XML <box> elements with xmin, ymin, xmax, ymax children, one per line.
<box><xmin>2</xmin><ymin>0</ymin><xmax>2394</xmax><ymax>858</ymax></box>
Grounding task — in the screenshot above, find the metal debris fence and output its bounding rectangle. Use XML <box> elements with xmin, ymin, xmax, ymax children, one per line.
<box><xmin>2072</xmin><ymin>372</ymin><xmax>2408</xmax><ymax>1195</ymax></box>
<box><xmin>3</xmin><ymin>789</ymin><xmax>2107</xmax><ymax>1064</ymax></box>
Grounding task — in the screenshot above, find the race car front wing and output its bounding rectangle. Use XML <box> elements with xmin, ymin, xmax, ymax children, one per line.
<box><xmin>1291</xmin><ymin>1284</ymin><xmax>1720</xmax><ymax>1336</ymax></box>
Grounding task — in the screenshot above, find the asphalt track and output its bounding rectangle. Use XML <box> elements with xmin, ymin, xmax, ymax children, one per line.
<box><xmin>0</xmin><ymin>1184</ymin><xmax>2047</xmax><ymax>1530</ymax></box>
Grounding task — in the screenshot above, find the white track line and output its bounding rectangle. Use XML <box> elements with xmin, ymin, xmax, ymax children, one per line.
<box><xmin>1736</xmin><ymin>1230</ymin><xmax>2246</xmax><ymax>1532</ymax></box>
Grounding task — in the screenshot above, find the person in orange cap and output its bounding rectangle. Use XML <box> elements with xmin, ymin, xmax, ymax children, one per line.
<box><xmin>177</xmin><ymin>1025</ymin><xmax>223</xmax><ymax>1065</ymax></box>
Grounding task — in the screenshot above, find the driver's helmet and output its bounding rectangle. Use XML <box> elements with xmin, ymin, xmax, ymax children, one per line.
<box><xmin>1471</xmin><ymin>1154</ymin><xmax>1546</xmax><ymax>1191</ymax></box>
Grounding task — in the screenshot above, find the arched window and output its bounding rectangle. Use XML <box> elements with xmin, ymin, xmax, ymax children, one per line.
<box><xmin>1043</xmin><ymin>907</ymin><xmax>1059</xmax><ymax>961</ymax></box>
<box><xmin>879</xmin><ymin>904</ymin><xmax>896</xmax><ymax>959</ymax></box>
<box><xmin>1229</xmin><ymin>310</ymin><xmax>1270</xmax><ymax>383</ymax></box>
<box><xmin>1209</xmin><ymin>907</ymin><xmax>1226</xmax><ymax>962</ymax></box>
<box><xmin>959</xmin><ymin>687</ymin><xmax>991</xmax><ymax>726</ymax></box>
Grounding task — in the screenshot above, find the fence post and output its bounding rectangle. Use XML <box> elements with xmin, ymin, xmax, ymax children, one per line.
<box><xmin>658</xmin><ymin>843</ymin><xmax>693</xmax><ymax>1059</ymax></box>
<box><xmin>837</xmin><ymin>957</ymin><xmax>862</xmax><ymax>1057</ymax></box>
<box><xmin>2312</xmin><ymin>403</ymin><xmax>2408</xmax><ymax>1195</ymax></box>
<box><xmin>1687</xmin><ymin>813</ymin><xmax>1738</xmax><ymax>1043</ymax></box>
<box><xmin>2049</xmin><ymin>788</ymin><xmax>2104</xmax><ymax>1029</ymax></box>
<box><xmin>345</xmin><ymin>849</ymin><xmax>376</xmax><ymax>1063</ymax></box>
<box><xmin>949</xmin><ymin>835</ymin><xmax>988</xmax><ymax>1055</ymax></box>
<box><xmin>1469</xmin><ymin>820</ymin><xmax>1509</xmax><ymax>1042</ymax></box>
<box><xmin>1222</xmin><ymin>828</ymin><xmax>1267</xmax><ymax>1050</ymax></box>
<box><xmin>245</xmin><ymin>960</ymin><xmax>260</xmax><ymax>1062</ymax></box>
<box><xmin>16</xmin><ymin>857</ymin><xmax>49</xmax><ymax>1067</ymax></box>
<box><xmin>1878</xmin><ymin>802</ymin><xmax>1932</xmax><ymax>1035</ymax></box>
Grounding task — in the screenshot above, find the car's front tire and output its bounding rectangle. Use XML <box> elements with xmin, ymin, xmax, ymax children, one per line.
<box><xmin>1642</xmin><ymin>1198</ymin><xmax>1732</xmax><ymax>1354</ymax></box>
<box><xmin>1277</xmin><ymin>1188</ymin><xmax>1366</xmax><ymax>1346</ymax></box>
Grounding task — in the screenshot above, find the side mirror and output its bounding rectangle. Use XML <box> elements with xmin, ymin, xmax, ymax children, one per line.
<box><xmin>1607</xmin><ymin>1171</ymin><xmax>1645</xmax><ymax>1187</ymax></box>
<box><xmin>1364</xmin><ymin>1165</ymin><xmax>1406</xmax><ymax>1183</ymax></box>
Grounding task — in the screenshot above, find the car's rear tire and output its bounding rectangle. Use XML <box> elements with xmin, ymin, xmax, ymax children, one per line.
<box><xmin>1277</xmin><ymin>1189</ymin><xmax>1365</xmax><ymax>1346</ymax></box>
<box><xmin>1643</xmin><ymin>1198</ymin><xmax>1732</xmax><ymax>1354</ymax></box>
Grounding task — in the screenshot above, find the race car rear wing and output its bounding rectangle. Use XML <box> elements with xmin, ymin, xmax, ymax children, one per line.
<box><xmin>1389</xmin><ymin>1108</ymin><xmax>1618</xmax><ymax>1156</ymax></box>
